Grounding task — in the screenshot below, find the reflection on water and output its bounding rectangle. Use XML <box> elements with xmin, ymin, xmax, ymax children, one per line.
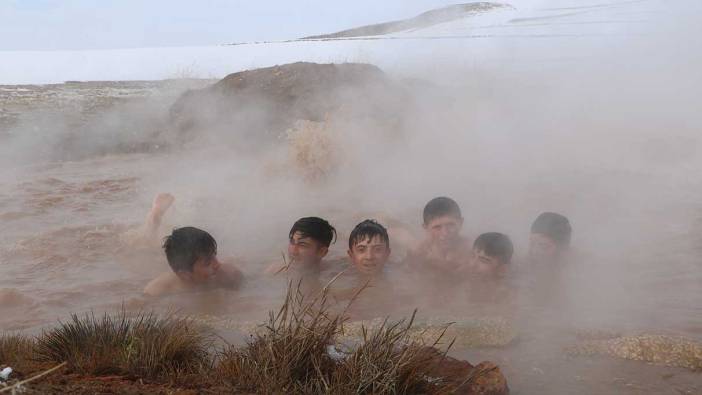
<box><xmin>1</xmin><ymin>81</ymin><xmax>701</xmax><ymax>394</ymax></box>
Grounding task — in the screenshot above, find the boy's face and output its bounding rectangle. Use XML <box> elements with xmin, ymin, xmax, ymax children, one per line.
<box><xmin>529</xmin><ymin>233</ymin><xmax>559</xmax><ymax>261</ymax></box>
<box><xmin>470</xmin><ymin>248</ymin><xmax>505</xmax><ymax>276</ymax></box>
<box><xmin>529</xmin><ymin>233</ymin><xmax>559</xmax><ymax>262</ymax></box>
<box><xmin>288</xmin><ymin>231</ymin><xmax>328</xmax><ymax>266</ymax></box>
<box><xmin>424</xmin><ymin>215</ymin><xmax>463</xmax><ymax>251</ymax></box>
<box><xmin>179</xmin><ymin>255</ymin><xmax>221</xmax><ymax>284</ymax></box>
<box><xmin>348</xmin><ymin>235</ymin><xmax>391</xmax><ymax>276</ymax></box>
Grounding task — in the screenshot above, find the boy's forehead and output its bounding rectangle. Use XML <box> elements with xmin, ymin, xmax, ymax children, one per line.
<box><xmin>353</xmin><ymin>234</ymin><xmax>387</xmax><ymax>247</ymax></box>
<box><xmin>427</xmin><ymin>215</ymin><xmax>461</xmax><ymax>225</ymax></box>
<box><xmin>291</xmin><ymin>231</ymin><xmax>317</xmax><ymax>243</ymax></box>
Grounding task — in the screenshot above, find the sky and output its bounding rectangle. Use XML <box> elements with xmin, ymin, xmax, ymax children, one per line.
<box><xmin>0</xmin><ymin>0</ymin><xmax>479</xmax><ymax>51</ymax></box>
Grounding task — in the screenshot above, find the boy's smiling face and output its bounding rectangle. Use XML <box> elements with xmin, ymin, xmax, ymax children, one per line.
<box><xmin>348</xmin><ymin>234</ymin><xmax>391</xmax><ymax>276</ymax></box>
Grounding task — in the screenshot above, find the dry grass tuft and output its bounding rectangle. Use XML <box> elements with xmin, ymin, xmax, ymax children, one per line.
<box><xmin>0</xmin><ymin>282</ymin><xmax>477</xmax><ymax>393</ymax></box>
<box><xmin>34</xmin><ymin>310</ymin><xmax>212</xmax><ymax>380</ymax></box>
<box><xmin>217</xmin><ymin>281</ymin><xmax>454</xmax><ymax>394</ymax></box>
<box><xmin>217</xmin><ymin>281</ymin><xmax>342</xmax><ymax>392</ymax></box>
<box><xmin>331</xmin><ymin>311</ymin><xmax>453</xmax><ymax>394</ymax></box>
<box><xmin>0</xmin><ymin>334</ymin><xmax>37</xmax><ymax>375</ymax></box>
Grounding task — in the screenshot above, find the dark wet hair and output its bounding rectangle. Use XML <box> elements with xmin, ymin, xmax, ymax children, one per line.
<box><xmin>474</xmin><ymin>232</ymin><xmax>514</xmax><ymax>263</ymax></box>
<box><xmin>349</xmin><ymin>219</ymin><xmax>390</xmax><ymax>250</ymax></box>
<box><xmin>423</xmin><ymin>196</ymin><xmax>462</xmax><ymax>225</ymax></box>
<box><xmin>531</xmin><ymin>212</ymin><xmax>572</xmax><ymax>247</ymax></box>
<box><xmin>163</xmin><ymin>227</ymin><xmax>217</xmax><ymax>273</ymax></box>
<box><xmin>289</xmin><ymin>217</ymin><xmax>337</xmax><ymax>248</ymax></box>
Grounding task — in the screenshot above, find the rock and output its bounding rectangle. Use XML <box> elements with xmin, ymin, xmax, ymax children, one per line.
<box><xmin>418</xmin><ymin>346</ymin><xmax>509</xmax><ymax>395</ymax></box>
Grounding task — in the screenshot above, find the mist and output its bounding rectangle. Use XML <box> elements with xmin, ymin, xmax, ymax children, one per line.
<box><xmin>1</xmin><ymin>0</ymin><xmax>701</xmax><ymax>393</ymax></box>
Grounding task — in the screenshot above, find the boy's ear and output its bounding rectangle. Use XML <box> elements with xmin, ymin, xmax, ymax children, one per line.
<box><xmin>318</xmin><ymin>246</ymin><xmax>329</xmax><ymax>258</ymax></box>
<box><xmin>347</xmin><ymin>249</ymin><xmax>353</xmax><ymax>258</ymax></box>
<box><xmin>458</xmin><ymin>217</ymin><xmax>465</xmax><ymax>227</ymax></box>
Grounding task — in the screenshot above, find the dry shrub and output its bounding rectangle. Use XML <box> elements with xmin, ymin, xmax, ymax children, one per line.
<box><xmin>0</xmin><ymin>334</ymin><xmax>37</xmax><ymax>375</ymax></box>
<box><xmin>217</xmin><ymin>282</ymin><xmax>342</xmax><ymax>393</ymax></box>
<box><xmin>286</xmin><ymin>118</ymin><xmax>338</xmax><ymax>183</ymax></box>
<box><xmin>1</xmin><ymin>283</ymin><xmax>475</xmax><ymax>393</ymax></box>
<box><xmin>331</xmin><ymin>312</ymin><xmax>453</xmax><ymax>394</ymax></box>
<box><xmin>34</xmin><ymin>311</ymin><xmax>211</xmax><ymax>379</ymax></box>
<box><xmin>217</xmin><ymin>282</ymin><xmax>454</xmax><ymax>394</ymax></box>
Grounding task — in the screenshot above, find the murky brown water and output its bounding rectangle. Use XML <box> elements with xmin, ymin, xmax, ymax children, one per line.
<box><xmin>0</xmin><ymin>81</ymin><xmax>700</xmax><ymax>394</ymax></box>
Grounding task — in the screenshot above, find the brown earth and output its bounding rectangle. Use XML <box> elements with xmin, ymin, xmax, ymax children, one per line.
<box><xmin>2</xmin><ymin>349</ymin><xmax>508</xmax><ymax>394</ymax></box>
<box><xmin>169</xmin><ymin>62</ymin><xmax>411</xmax><ymax>150</ymax></box>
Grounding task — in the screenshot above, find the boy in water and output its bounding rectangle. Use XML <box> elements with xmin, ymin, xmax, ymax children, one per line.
<box><xmin>265</xmin><ymin>217</ymin><xmax>337</xmax><ymax>275</ymax></box>
<box><xmin>347</xmin><ymin>219</ymin><xmax>391</xmax><ymax>277</ymax></box>
<box><xmin>139</xmin><ymin>193</ymin><xmax>243</xmax><ymax>296</ymax></box>
<box><xmin>525</xmin><ymin>212</ymin><xmax>576</xmax><ymax>308</ymax></box>
<box><xmin>408</xmin><ymin>197</ymin><xmax>472</xmax><ymax>273</ymax></box>
<box><xmin>528</xmin><ymin>212</ymin><xmax>572</xmax><ymax>264</ymax></box>
<box><xmin>463</xmin><ymin>232</ymin><xmax>517</xmax><ymax>315</ymax></box>
<box><xmin>466</xmin><ymin>232</ymin><xmax>514</xmax><ymax>278</ymax></box>
<box><xmin>144</xmin><ymin>226</ymin><xmax>243</xmax><ymax>296</ymax></box>
<box><xmin>330</xmin><ymin>219</ymin><xmax>395</xmax><ymax>316</ymax></box>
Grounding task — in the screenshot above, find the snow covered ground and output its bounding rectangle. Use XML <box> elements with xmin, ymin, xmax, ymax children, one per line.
<box><xmin>0</xmin><ymin>0</ymin><xmax>686</xmax><ymax>84</ymax></box>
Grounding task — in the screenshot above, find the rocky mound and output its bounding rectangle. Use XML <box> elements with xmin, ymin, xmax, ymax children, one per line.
<box><xmin>169</xmin><ymin>62</ymin><xmax>411</xmax><ymax>150</ymax></box>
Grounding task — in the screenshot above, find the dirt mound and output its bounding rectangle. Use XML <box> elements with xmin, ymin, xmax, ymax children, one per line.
<box><xmin>169</xmin><ymin>62</ymin><xmax>411</xmax><ymax>150</ymax></box>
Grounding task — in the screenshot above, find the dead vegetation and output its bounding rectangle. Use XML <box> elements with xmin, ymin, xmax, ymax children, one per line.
<box><xmin>216</xmin><ymin>282</ymin><xmax>342</xmax><ymax>393</ymax></box>
<box><xmin>0</xmin><ymin>283</ymin><xmax>507</xmax><ymax>394</ymax></box>
<box><xmin>208</xmin><ymin>282</ymin><xmax>463</xmax><ymax>394</ymax></box>
<box><xmin>286</xmin><ymin>118</ymin><xmax>339</xmax><ymax>183</ymax></box>
<box><xmin>34</xmin><ymin>311</ymin><xmax>211</xmax><ymax>380</ymax></box>
<box><xmin>330</xmin><ymin>313</ymin><xmax>453</xmax><ymax>394</ymax></box>
<box><xmin>0</xmin><ymin>334</ymin><xmax>37</xmax><ymax>375</ymax></box>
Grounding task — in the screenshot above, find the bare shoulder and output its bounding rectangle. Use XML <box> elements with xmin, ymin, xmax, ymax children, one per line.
<box><xmin>143</xmin><ymin>272</ymin><xmax>182</xmax><ymax>296</ymax></box>
<box><xmin>215</xmin><ymin>263</ymin><xmax>244</xmax><ymax>289</ymax></box>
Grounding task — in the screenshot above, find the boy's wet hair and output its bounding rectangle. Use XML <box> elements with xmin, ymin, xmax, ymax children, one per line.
<box><xmin>163</xmin><ymin>227</ymin><xmax>217</xmax><ymax>273</ymax></box>
<box><xmin>531</xmin><ymin>212</ymin><xmax>572</xmax><ymax>246</ymax></box>
<box><xmin>289</xmin><ymin>217</ymin><xmax>337</xmax><ymax>247</ymax></box>
<box><xmin>423</xmin><ymin>196</ymin><xmax>462</xmax><ymax>224</ymax></box>
<box><xmin>474</xmin><ymin>232</ymin><xmax>514</xmax><ymax>263</ymax></box>
<box><xmin>349</xmin><ymin>219</ymin><xmax>390</xmax><ymax>250</ymax></box>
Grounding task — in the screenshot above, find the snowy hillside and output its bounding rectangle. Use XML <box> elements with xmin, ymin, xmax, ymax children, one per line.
<box><xmin>0</xmin><ymin>1</ymin><xmax>677</xmax><ymax>84</ymax></box>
